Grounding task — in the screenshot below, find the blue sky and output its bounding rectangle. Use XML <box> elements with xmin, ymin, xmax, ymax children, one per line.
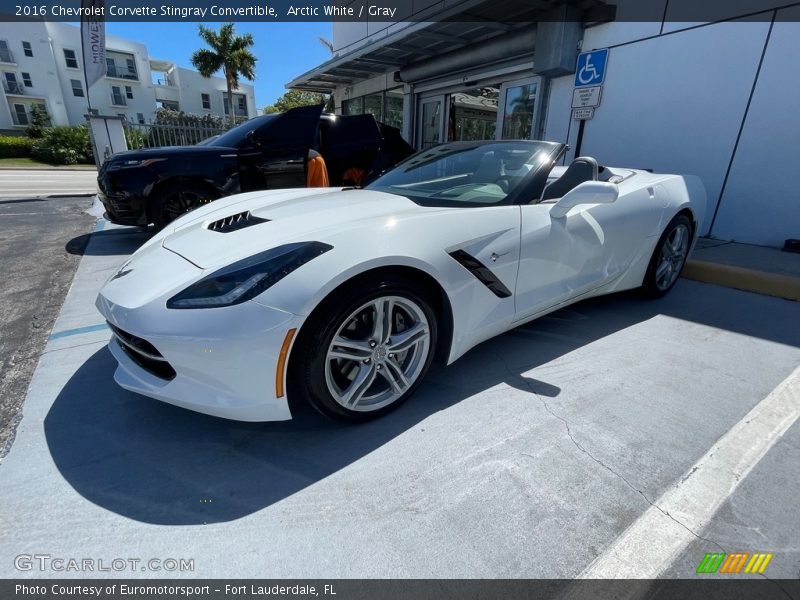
<box><xmin>106</xmin><ymin>22</ymin><xmax>333</xmax><ymax>110</ymax></box>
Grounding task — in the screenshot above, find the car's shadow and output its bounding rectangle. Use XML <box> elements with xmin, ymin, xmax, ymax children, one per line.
<box><xmin>65</xmin><ymin>227</ymin><xmax>153</xmax><ymax>256</ymax></box>
<box><xmin>43</xmin><ymin>282</ymin><xmax>799</xmax><ymax>525</ymax></box>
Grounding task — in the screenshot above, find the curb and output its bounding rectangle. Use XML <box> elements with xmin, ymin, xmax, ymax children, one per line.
<box><xmin>683</xmin><ymin>259</ymin><xmax>800</xmax><ymax>301</ymax></box>
<box><xmin>0</xmin><ymin>165</ymin><xmax>96</xmax><ymax>171</ymax></box>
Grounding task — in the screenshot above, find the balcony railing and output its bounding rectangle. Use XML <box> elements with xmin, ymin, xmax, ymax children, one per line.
<box><xmin>3</xmin><ymin>80</ymin><xmax>25</xmax><ymax>94</ymax></box>
<box><xmin>0</xmin><ymin>48</ymin><xmax>14</xmax><ymax>63</ymax></box>
<box><xmin>106</xmin><ymin>64</ymin><xmax>138</xmax><ymax>81</ymax></box>
<box><xmin>154</xmin><ymin>76</ymin><xmax>174</xmax><ymax>86</ymax></box>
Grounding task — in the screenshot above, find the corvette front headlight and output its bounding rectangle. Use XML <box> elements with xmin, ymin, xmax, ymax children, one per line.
<box><xmin>166</xmin><ymin>242</ymin><xmax>332</xmax><ymax>309</ymax></box>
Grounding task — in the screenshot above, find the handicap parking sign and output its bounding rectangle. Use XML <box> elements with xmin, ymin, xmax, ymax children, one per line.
<box><xmin>575</xmin><ymin>49</ymin><xmax>608</xmax><ymax>87</ymax></box>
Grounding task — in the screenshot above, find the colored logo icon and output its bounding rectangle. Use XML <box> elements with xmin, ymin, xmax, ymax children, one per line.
<box><xmin>696</xmin><ymin>552</ymin><xmax>773</xmax><ymax>574</ymax></box>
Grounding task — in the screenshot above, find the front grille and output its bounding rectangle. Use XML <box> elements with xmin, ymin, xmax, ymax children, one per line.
<box><xmin>108</xmin><ymin>322</ymin><xmax>176</xmax><ymax>380</ymax></box>
<box><xmin>99</xmin><ymin>192</ymin><xmax>136</xmax><ymax>220</ymax></box>
<box><xmin>207</xmin><ymin>210</ymin><xmax>269</xmax><ymax>233</ymax></box>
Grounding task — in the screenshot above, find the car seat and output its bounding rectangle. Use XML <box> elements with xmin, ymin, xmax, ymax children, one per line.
<box><xmin>472</xmin><ymin>152</ymin><xmax>508</xmax><ymax>192</ymax></box>
<box><xmin>541</xmin><ymin>156</ymin><xmax>599</xmax><ymax>201</ymax></box>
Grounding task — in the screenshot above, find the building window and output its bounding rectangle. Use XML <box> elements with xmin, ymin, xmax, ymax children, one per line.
<box><xmin>238</xmin><ymin>96</ymin><xmax>246</xmax><ymax>112</ymax></box>
<box><xmin>342</xmin><ymin>89</ymin><xmax>404</xmax><ymax>131</ymax></box>
<box><xmin>3</xmin><ymin>72</ymin><xmax>22</xmax><ymax>94</ymax></box>
<box><xmin>201</xmin><ymin>93</ymin><xmax>210</xmax><ymax>109</ymax></box>
<box><xmin>22</xmin><ymin>41</ymin><xmax>33</xmax><ymax>58</ymax></box>
<box><xmin>70</xmin><ymin>78</ymin><xmax>84</xmax><ymax>97</ymax></box>
<box><xmin>136</xmin><ymin>112</ymin><xmax>145</xmax><ymax>124</ymax></box>
<box><xmin>111</xmin><ymin>85</ymin><xmax>126</xmax><ymax>106</ymax></box>
<box><xmin>21</xmin><ymin>72</ymin><xmax>32</xmax><ymax>87</ymax></box>
<box><xmin>117</xmin><ymin>113</ymin><xmax>127</xmax><ymax>121</ymax></box>
<box><xmin>125</xmin><ymin>85</ymin><xmax>133</xmax><ymax>99</ymax></box>
<box><xmin>125</xmin><ymin>58</ymin><xmax>137</xmax><ymax>79</ymax></box>
<box><xmin>0</xmin><ymin>40</ymin><xmax>13</xmax><ymax>63</ymax></box>
<box><xmin>363</xmin><ymin>93</ymin><xmax>382</xmax><ymax>122</ymax></box>
<box><xmin>63</xmin><ymin>48</ymin><xmax>78</xmax><ymax>69</ymax></box>
<box><xmin>384</xmin><ymin>89</ymin><xmax>403</xmax><ymax>129</ymax></box>
<box><xmin>342</xmin><ymin>97</ymin><xmax>362</xmax><ymax>116</ymax></box>
<box><xmin>13</xmin><ymin>103</ymin><xmax>28</xmax><ymax>125</ymax></box>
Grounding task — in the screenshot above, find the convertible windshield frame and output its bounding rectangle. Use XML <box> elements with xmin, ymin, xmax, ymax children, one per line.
<box><xmin>364</xmin><ymin>140</ymin><xmax>566</xmax><ymax>208</ymax></box>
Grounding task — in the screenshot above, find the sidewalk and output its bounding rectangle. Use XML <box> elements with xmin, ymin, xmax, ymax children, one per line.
<box><xmin>684</xmin><ymin>238</ymin><xmax>800</xmax><ymax>301</ymax></box>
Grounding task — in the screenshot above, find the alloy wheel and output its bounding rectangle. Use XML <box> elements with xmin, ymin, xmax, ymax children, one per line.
<box><xmin>324</xmin><ymin>295</ymin><xmax>431</xmax><ymax>412</ymax></box>
<box><xmin>655</xmin><ymin>223</ymin><xmax>690</xmax><ymax>291</ymax></box>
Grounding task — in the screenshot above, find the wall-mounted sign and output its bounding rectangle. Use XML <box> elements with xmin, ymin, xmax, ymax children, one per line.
<box><xmin>572</xmin><ymin>108</ymin><xmax>595</xmax><ymax>121</ymax></box>
<box><xmin>575</xmin><ymin>49</ymin><xmax>608</xmax><ymax>87</ymax></box>
<box><xmin>572</xmin><ymin>86</ymin><xmax>602</xmax><ymax>109</ymax></box>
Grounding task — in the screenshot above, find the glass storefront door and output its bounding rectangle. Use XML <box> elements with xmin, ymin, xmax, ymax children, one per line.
<box><xmin>413</xmin><ymin>75</ymin><xmax>541</xmax><ymax>148</ymax></box>
<box><xmin>418</xmin><ymin>95</ymin><xmax>445</xmax><ymax>149</ymax></box>
<box><xmin>498</xmin><ymin>77</ymin><xmax>540</xmax><ymax>140</ymax></box>
<box><xmin>448</xmin><ymin>86</ymin><xmax>499</xmax><ymax>142</ymax></box>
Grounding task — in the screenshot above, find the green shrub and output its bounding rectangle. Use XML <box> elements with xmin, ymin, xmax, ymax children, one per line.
<box><xmin>26</xmin><ymin>105</ymin><xmax>51</xmax><ymax>139</ymax></box>
<box><xmin>31</xmin><ymin>126</ymin><xmax>93</xmax><ymax>165</ymax></box>
<box><xmin>0</xmin><ymin>135</ymin><xmax>34</xmax><ymax>158</ymax></box>
<box><xmin>124</xmin><ymin>127</ymin><xmax>148</xmax><ymax>150</ymax></box>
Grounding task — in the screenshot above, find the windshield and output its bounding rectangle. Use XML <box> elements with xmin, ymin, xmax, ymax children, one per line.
<box><xmin>208</xmin><ymin>115</ymin><xmax>279</xmax><ymax>148</ymax></box>
<box><xmin>364</xmin><ymin>141</ymin><xmax>563</xmax><ymax>207</ymax></box>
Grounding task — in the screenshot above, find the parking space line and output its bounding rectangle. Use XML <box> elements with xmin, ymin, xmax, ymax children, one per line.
<box><xmin>48</xmin><ymin>323</ymin><xmax>109</xmax><ymax>340</ymax></box>
<box><xmin>578</xmin><ymin>365</ymin><xmax>800</xmax><ymax>579</ymax></box>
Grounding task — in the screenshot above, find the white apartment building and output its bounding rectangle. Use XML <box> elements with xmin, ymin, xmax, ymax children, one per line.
<box><xmin>0</xmin><ymin>22</ymin><xmax>256</xmax><ymax>131</ymax></box>
<box><xmin>289</xmin><ymin>0</ymin><xmax>800</xmax><ymax>248</ymax></box>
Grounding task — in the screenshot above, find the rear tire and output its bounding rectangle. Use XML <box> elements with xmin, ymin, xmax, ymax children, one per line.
<box><xmin>292</xmin><ymin>277</ymin><xmax>438</xmax><ymax>422</ymax></box>
<box><xmin>151</xmin><ymin>181</ymin><xmax>219</xmax><ymax>230</ymax></box>
<box><xmin>641</xmin><ymin>213</ymin><xmax>692</xmax><ymax>298</ymax></box>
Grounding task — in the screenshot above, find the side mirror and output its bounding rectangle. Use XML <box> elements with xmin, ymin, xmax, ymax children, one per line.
<box><xmin>549</xmin><ymin>181</ymin><xmax>619</xmax><ymax>218</ymax></box>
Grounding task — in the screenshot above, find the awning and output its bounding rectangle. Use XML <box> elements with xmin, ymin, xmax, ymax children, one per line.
<box><xmin>287</xmin><ymin>0</ymin><xmax>611</xmax><ymax>92</ymax></box>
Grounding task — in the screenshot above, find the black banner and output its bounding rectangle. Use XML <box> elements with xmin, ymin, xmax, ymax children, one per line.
<box><xmin>3</xmin><ymin>579</ymin><xmax>800</xmax><ymax>600</ymax></box>
<box><xmin>2</xmin><ymin>0</ymin><xmax>800</xmax><ymax>22</ymax></box>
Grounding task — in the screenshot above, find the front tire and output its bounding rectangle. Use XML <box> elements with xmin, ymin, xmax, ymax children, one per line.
<box><xmin>151</xmin><ymin>181</ymin><xmax>219</xmax><ymax>230</ymax></box>
<box><xmin>293</xmin><ymin>278</ymin><xmax>438</xmax><ymax>422</ymax></box>
<box><xmin>642</xmin><ymin>213</ymin><xmax>692</xmax><ymax>298</ymax></box>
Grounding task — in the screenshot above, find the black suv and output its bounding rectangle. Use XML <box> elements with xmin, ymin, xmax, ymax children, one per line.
<box><xmin>97</xmin><ymin>105</ymin><xmax>414</xmax><ymax>229</ymax></box>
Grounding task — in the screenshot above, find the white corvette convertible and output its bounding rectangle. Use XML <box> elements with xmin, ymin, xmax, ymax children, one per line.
<box><xmin>96</xmin><ymin>140</ymin><xmax>706</xmax><ymax>422</ymax></box>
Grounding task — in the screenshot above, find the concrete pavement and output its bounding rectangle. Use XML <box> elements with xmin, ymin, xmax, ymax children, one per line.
<box><xmin>0</xmin><ymin>218</ymin><xmax>798</xmax><ymax>579</ymax></box>
<box><xmin>0</xmin><ymin>195</ymin><xmax>94</xmax><ymax>458</ymax></box>
<box><xmin>0</xmin><ymin>169</ymin><xmax>97</xmax><ymax>198</ymax></box>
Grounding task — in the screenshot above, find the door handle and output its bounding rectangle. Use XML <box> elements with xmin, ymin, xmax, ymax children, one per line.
<box><xmin>490</xmin><ymin>250</ymin><xmax>510</xmax><ymax>262</ymax></box>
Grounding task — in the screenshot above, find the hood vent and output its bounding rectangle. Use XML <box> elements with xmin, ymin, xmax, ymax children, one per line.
<box><xmin>207</xmin><ymin>211</ymin><xmax>269</xmax><ymax>233</ymax></box>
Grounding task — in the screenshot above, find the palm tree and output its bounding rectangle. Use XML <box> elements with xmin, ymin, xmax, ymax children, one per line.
<box><xmin>191</xmin><ymin>23</ymin><xmax>256</xmax><ymax>127</ymax></box>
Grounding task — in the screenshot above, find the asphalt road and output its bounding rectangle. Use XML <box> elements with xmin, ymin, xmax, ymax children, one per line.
<box><xmin>0</xmin><ymin>195</ymin><xmax>94</xmax><ymax>457</ymax></box>
<box><xmin>0</xmin><ymin>219</ymin><xmax>798</xmax><ymax>581</ymax></box>
<box><xmin>0</xmin><ymin>169</ymin><xmax>98</xmax><ymax>198</ymax></box>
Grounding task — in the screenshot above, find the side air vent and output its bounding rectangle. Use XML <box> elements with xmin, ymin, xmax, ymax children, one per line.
<box><xmin>207</xmin><ymin>211</ymin><xmax>269</xmax><ymax>233</ymax></box>
<box><xmin>448</xmin><ymin>249</ymin><xmax>512</xmax><ymax>298</ymax></box>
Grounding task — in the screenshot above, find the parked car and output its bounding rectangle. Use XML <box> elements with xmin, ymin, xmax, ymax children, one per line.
<box><xmin>96</xmin><ymin>140</ymin><xmax>706</xmax><ymax>423</ymax></box>
<box><xmin>97</xmin><ymin>105</ymin><xmax>414</xmax><ymax>229</ymax></box>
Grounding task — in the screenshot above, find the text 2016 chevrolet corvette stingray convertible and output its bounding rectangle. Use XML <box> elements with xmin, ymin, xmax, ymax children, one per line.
<box><xmin>96</xmin><ymin>140</ymin><xmax>706</xmax><ymax>422</ymax></box>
